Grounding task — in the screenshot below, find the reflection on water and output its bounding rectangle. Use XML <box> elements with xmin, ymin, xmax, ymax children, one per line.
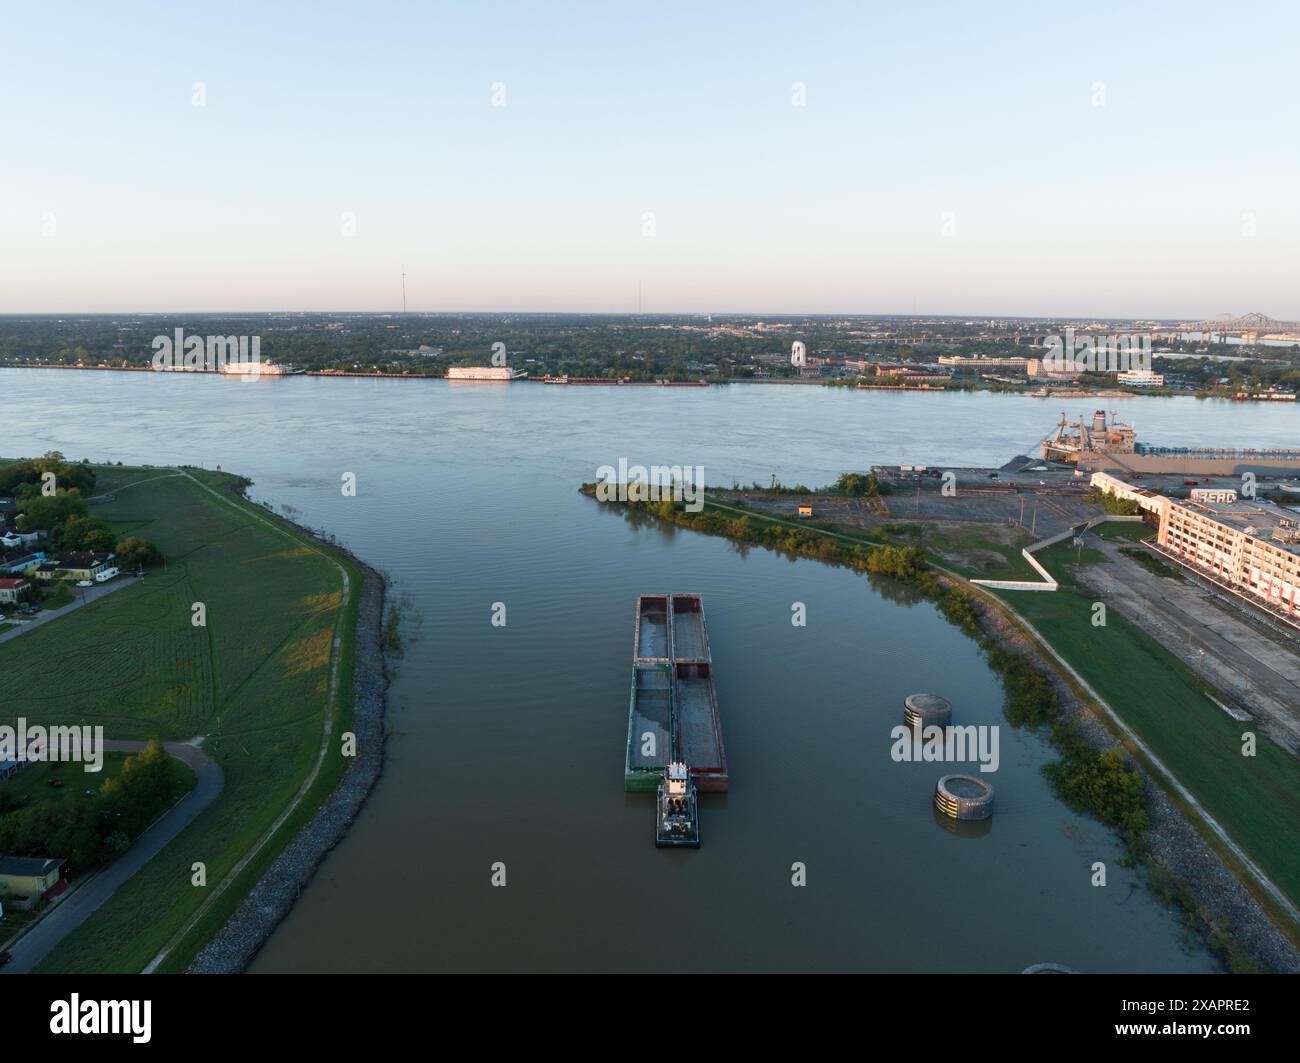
<box><xmin>0</xmin><ymin>371</ymin><xmax>1238</xmax><ymax>973</ymax></box>
<box><xmin>933</xmin><ymin>806</ymin><xmax>995</xmax><ymax>839</ymax></box>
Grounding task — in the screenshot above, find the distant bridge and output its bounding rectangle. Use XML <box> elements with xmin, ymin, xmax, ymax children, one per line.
<box><xmin>1179</xmin><ymin>312</ymin><xmax>1300</xmax><ymax>336</ymax></box>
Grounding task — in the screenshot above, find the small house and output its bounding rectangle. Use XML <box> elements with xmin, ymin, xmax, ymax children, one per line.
<box><xmin>0</xmin><ymin>550</ymin><xmax>42</xmax><ymax>575</ymax></box>
<box><xmin>0</xmin><ymin>577</ymin><xmax>31</xmax><ymax>604</ymax></box>
<box><xmin>55</xmin><ymin>552</ymin><xmax>115</xmax><ymax>581</ymax></box>
<box><xmin>0</xmin><ymin>856</ymin><xmax>66</xmax><ymax>907</ymax></box>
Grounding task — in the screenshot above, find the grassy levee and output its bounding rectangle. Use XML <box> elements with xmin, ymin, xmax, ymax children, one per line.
<box><xmin>150</xmin><ymin>469</ymin><xmax>364</xmax><ymax>972</ymax></box>
<box><xmin>996</xmin><ymin>541</ymin><xmax>1300</xmax><ymax>916</ymax></box>
<box><xmin>0</xmin><ymin>464</ymin><xmax>361</xmax><ymax>972</ymax></box>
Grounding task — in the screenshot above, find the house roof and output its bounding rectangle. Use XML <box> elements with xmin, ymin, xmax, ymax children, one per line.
<box><xmin>0</xmin><ymin>578</ymin><xmax>29</xmax><ymax>588</ymax></box>
<box><xmin>0</xmin><ymin>855</ymin><xmax>65</xmax><ymax>877</ymax></box>
<box><xmin>56</xmin><ymin>552</ymin><xmax>112</xmax><ymax>565</ymax></box>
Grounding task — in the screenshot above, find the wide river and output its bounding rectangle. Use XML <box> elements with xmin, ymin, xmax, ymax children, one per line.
<box><xmin>8</xmin><ymin>370</ymin><xmax>1297</xmax><ymax>972</ymax></box>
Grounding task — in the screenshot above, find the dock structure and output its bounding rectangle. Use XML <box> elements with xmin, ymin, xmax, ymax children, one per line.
<box><xmin>625</xmin><ymin>594</ymin><xmax>729</xmax><ymax>793</ymax></box>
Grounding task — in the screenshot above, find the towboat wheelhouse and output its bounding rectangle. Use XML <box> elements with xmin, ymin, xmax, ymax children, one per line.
<box><xmin>655</xmin><ymin>761</ymin><xmax>700</xmax><ymax>848</ymax></box>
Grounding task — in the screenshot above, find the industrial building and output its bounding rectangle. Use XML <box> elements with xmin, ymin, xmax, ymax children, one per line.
<box><xmin>1117</xmin><ymin>368</ymin><xmax>1164</xmax><ymax>387</ymax></box>
<box><xmin>937</xmin><ymin>355</ymin><xmax>1029</xmax><ymax>369</ymax></box>
<box><xmin>1026</xmin><ymin>358</ymin><xmax>1076</xmax><ymax>382</ymax></box>
<box><xmin>1090</xmin><ymin>472</ymin><xmax>1300</xmax><ymax>627</ymax></box>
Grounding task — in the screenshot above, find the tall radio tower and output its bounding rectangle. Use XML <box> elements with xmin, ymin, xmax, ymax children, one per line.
<box><xmin>401</xmin><ymin>267</ymin><xmax>407</xmax><ymax>313</ymax></box>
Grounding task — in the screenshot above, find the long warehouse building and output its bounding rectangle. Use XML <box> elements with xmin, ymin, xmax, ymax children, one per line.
<box><xmin>1090</xmin><ymin>472</ymin><xmax>1300</xmax><ymax>628</ymax></box>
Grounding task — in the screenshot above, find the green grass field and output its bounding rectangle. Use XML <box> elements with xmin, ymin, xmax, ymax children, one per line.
<box><xmin>1091</xmin><ymin>520</ymin><xmax>1153</xmax><ymax>543</ymax></box>
<box><xmin>997</xmin><ymin>578</ymin><xmax>1300</xmax><ymax>914</ymax></box>
<box><xmin>1</xmin><ymin>753</ymin><xmax>134</xmax><ymax>809</ymax></box>
<box><xmin>929</xmin><ymin>529</ymin><xmax>1040</xmax><ymax>581</ymax></box>
<box><xmin>0</xmin><ymin>464</ymin><xmax>362</xmax><ymax>972</ymax></box>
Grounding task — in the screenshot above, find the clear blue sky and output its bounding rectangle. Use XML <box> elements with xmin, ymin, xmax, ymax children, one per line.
<box><xmin>2</xmin><ymin>0</ymin><xmax>1297</xmax><ymax>317</ymax></box>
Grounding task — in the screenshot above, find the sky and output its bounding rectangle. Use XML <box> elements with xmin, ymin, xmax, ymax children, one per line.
<box><xmin>1</xmin><ymin>0</ymin><xmax>1297</xmax><ymax>318</ymax></box>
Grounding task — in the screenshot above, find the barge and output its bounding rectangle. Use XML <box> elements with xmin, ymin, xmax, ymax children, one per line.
<box><xmin>625</xmin><ymin>593</ymin><xmax>729</xmax><ymax>793</ymax></box>
<box><xmin>540</xmin><ymin>375</ymin><xmax>709</xmax><ymax>386</ymax></box>
<box><xmin>625</xmin><ymin>662</ymin><xmax>673</xmax><ymax>792</ymax></box>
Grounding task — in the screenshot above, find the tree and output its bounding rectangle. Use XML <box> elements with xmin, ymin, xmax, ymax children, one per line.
<box><xmin>115</xmin><ymin>537</ymin><xmax>163</xmax><ymax>568</ymax></box>
<box><xmin>0</xmin><ymin>452</ymin><xmax>95</xmax><ymax>497</ymax></box>
<box><xmin>833</xmin><ymin>471</ymin><xmax>891</xmax><ymax>497</ymax></box>
<box><xmin>15</xmin><ymin>489</ymin><xmax>88</xmax><ymax>533</ymax></box>
<box><xmin>58</xmin><ymin>515</ymin><xmax>114</xmax><ymax>552</ymax></box>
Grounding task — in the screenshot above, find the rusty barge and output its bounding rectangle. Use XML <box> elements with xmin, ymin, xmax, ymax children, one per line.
<box><xmin>625</xmin><ymin>594</ymin><xmax>729</xmax><ymax>794</ymax></box>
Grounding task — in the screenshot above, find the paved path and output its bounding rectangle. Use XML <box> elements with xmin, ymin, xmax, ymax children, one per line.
<box><xmin>0</xmin><ymin>575</ymin><xmax>141</xmax><ymax>645</ymax></box>
<box><xmin>87</xmin><ymin>471</ymin><xmax>181</xmax><ymax>503</ymax></box>
<box><xmin>0</xmin><ymin>740</ymin><xmax>222</xmax><ymax>974</ymax></box>
<box><xmin>141</xmin><ymin>470</ymin><xmax>349</xmax><ymax>973</ymax></box>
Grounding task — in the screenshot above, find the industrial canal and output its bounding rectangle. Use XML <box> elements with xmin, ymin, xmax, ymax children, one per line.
<box><xmin>9</xmin><ymin>372</ymin><xmax>1297</xmax><ymax>971</ymax></box>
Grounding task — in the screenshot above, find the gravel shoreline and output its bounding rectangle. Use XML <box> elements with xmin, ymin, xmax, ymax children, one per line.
<box><xmin>188</xmin><ymin>519</ymin><xmax>389</xmax><ymax>974</ymax></box>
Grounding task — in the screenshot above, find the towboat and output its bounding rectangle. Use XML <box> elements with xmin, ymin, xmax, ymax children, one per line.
<box><xmin>655</xmin><ymin>762</ymin><xmax>700</xmax><ymax>848</ymax></box>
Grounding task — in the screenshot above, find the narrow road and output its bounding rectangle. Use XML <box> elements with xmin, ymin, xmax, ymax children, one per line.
<box><xmin>1</xmin><ymin>740</ymin><xmax>222</xmax><ymax>974</ymax></box>
<box><xmin>0</xmin><ymin>576</ymin><xmax>141</xmax><ymax>645</ymax></box>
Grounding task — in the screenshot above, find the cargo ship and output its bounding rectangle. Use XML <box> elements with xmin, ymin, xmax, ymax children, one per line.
<box><xmin>1040</xmin><ymin>410</ymin><xmax>1300</xmax><ymax>475</ymax></box>
<box><xmin>625</xmin><ymin>593</ymin><xmax>728</xmax><ymax>793</ymax></box>
<box><xmin>1039</xmin><ymin>410</ymin><xmax>1136</xmax><ymax>464</ymax></box>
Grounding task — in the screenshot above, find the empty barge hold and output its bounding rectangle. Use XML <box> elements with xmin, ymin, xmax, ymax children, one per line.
<box><xmin>625</xmin><ymin>594</ymin><xmax>729</xmax><ymax>793</ymax></box>
<box><xmin>626</xmin><ymin>663</ymin><xmax>674</xmax><ymax>792</ymax></box>
<box><xmin>634</xmin><ymin>594</ymin><xmax>671</xmax><ymax>661</ymax></box>
<box><xmin>669</xmin><ymin>593</ymin><xmax>710</xmax><ymax>661</ymax></box>
<box><xmin>656</xmin><ymin>762</ymin><xmax>700</xmax><ymax>847</ymax></box>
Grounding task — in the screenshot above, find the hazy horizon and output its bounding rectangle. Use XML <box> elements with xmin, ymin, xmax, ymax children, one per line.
<box><xmin>0</xmin><ymin>308</ymin><xmax>1282</xmax><ymax>323</ymax></box>
<box><xmin>3</xmin><ymin>0</ymin><xmax>1297</xmax><ymax>317</ymax></box>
